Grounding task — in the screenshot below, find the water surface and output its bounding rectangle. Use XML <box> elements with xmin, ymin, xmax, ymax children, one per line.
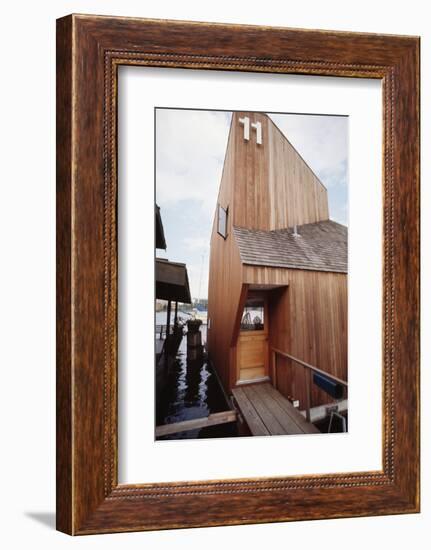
<box><xmin>156</xmin><ymin>329</ymin><xmax>237</xmax><ymax>440</ymax></box>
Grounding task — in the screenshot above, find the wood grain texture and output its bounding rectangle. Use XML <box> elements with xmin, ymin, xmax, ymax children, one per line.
<box><xmin>232</xmin><ymin>382</ymin><xmax>319</xmax><ymax>435</ymax></box>
<box><xmin>207</xmin><ymin>116</ymin><xmax>245</xmax><ymax>390</ymax></box>
<box><xmin>239</xmin><ymin>266</ymin><xmax>347</xmax><ymax>409</ymax></box>
<box><xmin>155</xmin><ymin>411</ymin><xmax>237</xmax><ymax>437</ymax></box>
<box><xmin>271</xmin><ymin>270</ymin><xmax>347</xmax><ymax>408</ymax></box>
<box><xmin>56</xmin><ymin>14</ymin><xmax>420</xmax><ymax>535</ymax></box>
<box><xmin>208</xmin><ymin>111</ymin><xmax>346</xmax><ymax>402</ymax></box>
<box><xmin>237</xmin><ymin>330</ymin><xmax>268</xmax><ymax>382</ymax></box>
<box><xmin>56</xmin><ymin>15</ymin><xmax>73</xmax><ymax>535</ymax></box>
<box><xmin>230</xmin><ymin>112</ymin><xmax>329</xmax><ymax>230</ymax></box>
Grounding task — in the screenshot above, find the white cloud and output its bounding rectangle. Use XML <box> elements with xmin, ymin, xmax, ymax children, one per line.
<box><xmin>269</xmin><ymin>113</ymin><xmax>348</xmax><ymax>189</ymax></box>
<box><xmin>186</xmin><ymin>259</ymin><xmax>209</xmax><ymax>302</ymax></box>
<box><xmin>183</xmin><ymin>236</ymin><xmax>210</xmax><ymax>253</ymax></box>
<box><xmin>156</xmin><ymin>109</ymin><xmax>231</xmax><ymax>219</ymax></box>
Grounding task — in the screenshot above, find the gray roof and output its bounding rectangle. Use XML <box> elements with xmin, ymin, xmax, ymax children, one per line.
<box><xmin>233</xmin><ymin>220</ymin><xmax>347</xmax><ymax>273</ymax></box>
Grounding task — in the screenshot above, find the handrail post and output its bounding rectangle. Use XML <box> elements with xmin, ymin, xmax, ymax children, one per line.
<box><xmin>272</xmin><ymin>350</ymin><xmax>277</xmax><ymax>389</ymax></box>
<box><xmin>305</xmin><ymin>368</ymin><xmax>312</xmax><ymax>422</ymax></box>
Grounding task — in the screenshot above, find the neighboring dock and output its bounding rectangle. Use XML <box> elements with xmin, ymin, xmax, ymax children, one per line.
<box><xmin>155</xmin><ymin>410</ymin><xmax>237</xmax><ymax>438</ymax></box>
<box><xmin>155</xmin><ymin>328</ymin><xmax>238</xmax><ymax>440</ymax></box>
<box><xmin>232</xmin><ymin>382</ymin><xmax>319</xmax><ymax>436</ymax></box>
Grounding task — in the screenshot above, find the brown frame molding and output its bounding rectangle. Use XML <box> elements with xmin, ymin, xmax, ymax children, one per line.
<box><xmin>56</xmin><ymin>14</ymin><xmax>420</xmax><ymax>534</ymax></box>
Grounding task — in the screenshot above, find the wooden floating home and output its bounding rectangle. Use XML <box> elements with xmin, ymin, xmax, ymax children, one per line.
<box><xmin>207</xmin><ymin>112</ymin><xmax>348</xmax><ymax>434</ymax></box>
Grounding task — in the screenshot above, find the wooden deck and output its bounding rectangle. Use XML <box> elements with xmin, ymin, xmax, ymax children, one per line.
<box><xmin>155</xmin><ymin>410</ymin><xmax>237</xmax><ymax>438</ymax></box>
<box><xmin>232</xmin><ymin>382</ymin><xmax>319</xmax><ymax>436</ymax></box>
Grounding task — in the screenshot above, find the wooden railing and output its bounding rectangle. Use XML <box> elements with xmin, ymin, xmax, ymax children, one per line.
<box><xmin>271</xmin><ymin>348</ymin><xmax>348</xmax><ymax>422</ymax></box>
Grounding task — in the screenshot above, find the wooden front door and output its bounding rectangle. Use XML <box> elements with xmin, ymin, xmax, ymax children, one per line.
<box><xmin>236</xmin><ymin>295</ymin><xmax>269</xmax><ymax>383</ymax></box>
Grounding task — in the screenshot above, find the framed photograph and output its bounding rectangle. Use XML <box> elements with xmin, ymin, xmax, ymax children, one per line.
<box><xmin>56</xmin><ymin>14</ymin><xmax>420</xmax><ymax>534</ymax></box>
<box><xmin>152</xmin><ymin>110</ymin><xmax>348</xmax><ymax>443</ymax></box>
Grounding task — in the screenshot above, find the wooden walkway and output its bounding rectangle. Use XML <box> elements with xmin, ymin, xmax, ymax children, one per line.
<box><xmin>232</xmin><ymin>382</ymin><xmax>319</xmax><ymax>436</ymax></box>
<box><xmin>155</xmin><ymin>410</ymin><xmax>237</xmax><ymax>438</ymax></box>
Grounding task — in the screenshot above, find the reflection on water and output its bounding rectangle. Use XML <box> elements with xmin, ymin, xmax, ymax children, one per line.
<box><xmin>156</xmin><ymin>332</ymin><xmax>238</xmax><ymax>440</ymax></box>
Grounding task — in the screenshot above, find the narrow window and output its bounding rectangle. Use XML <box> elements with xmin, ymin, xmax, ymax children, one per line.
<box><xmin>217</xmin><ymin>204</ymin><xmax>228</xmax><ymax>239</ymax></box>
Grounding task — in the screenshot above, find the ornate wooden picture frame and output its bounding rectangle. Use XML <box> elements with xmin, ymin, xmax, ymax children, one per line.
<box><xmin>56</xmin><ymin>14</ymin><xmax>420</xmax><ymax>535</ymax></box>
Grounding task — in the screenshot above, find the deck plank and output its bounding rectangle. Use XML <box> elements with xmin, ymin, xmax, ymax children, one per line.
<box><xmin>155</xmin><ymin>410</ymin><xmax>237</xmax><ymax>438</ymax></box>
<box><xmin>242</xmin><ymin>384</ymin><xmax>288</xmax><ymax>435</ymax></box>
<box><xmin>263</xmin><ymin>383</ymin><xmax>320</xmax><ymax>434</ymax></box>
<box><xmin>257</xmin><ymin>383</ymin><xmax>306</xmax><ymax>434</ymax></box>
<box><xmin>233</xmin><ymin>382</ymin><xmax>319</xmax><ymax>436</ymax></box>
<box><xmin>232</xmin><ymin>387</ymin><xmax>270</xmax><ymax>436</ymax></box>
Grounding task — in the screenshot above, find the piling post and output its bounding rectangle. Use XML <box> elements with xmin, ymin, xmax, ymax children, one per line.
<box><xmin>165</xmin><ymin>300</ymin><xmax>171</xmax><ymax>357</ymax></box>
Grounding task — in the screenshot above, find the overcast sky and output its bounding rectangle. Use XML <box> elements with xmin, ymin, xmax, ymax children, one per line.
<box><xmin>155</xmin><ymin>108</ymin><xmax>348</xmax><ymax>302</ymax></box>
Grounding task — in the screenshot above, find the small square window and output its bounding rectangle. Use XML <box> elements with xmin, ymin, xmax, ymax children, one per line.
<box><xmin>217</xmin><ymin>204</ymin><xmax>228</xmax><ymax>239</ymax></box>
<box><xmin>240</xmin><ymin>299</ymin><xmax>265</xmax><ymax>331</ymax></box>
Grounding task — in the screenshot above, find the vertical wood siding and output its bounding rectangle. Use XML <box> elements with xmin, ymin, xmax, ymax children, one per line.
<box><xmin>208</xmin><ymin>112</ymin><xmax>347</xmax><ymax>404</ymax></box>
<box><xmin>231</xmin><ymin>112</ymin><xmax>329</xmax><ymax>230</ymax></box>
<box><xmin>270</xmin><ymin>269</ymin><xmax>348</xmax><ymax>408</ymax></box>
<box><xmin>207</xmin><ymin>117</ymin><xmax>244</xmax><ymax>390</ymax></box>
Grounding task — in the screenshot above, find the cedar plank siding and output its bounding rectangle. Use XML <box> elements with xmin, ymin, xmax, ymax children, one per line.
<box><xmin>207</xmin><ymin>111</ymin><xmax>347</xmax><ymax>410</ymax></box>
<box><xmin>232</xmin><ymin>112</ymin><xmax>329</xmax><ymax>230</ymax></box>
<box><xmin>207</xmin><ymin>117</ymin><xmax>244</xmax><ymax>391</ymax></box>
<box><xmin>267</xmin><ymin>269</ymin><xmax>347</xmax><ymax>407</ymax></box>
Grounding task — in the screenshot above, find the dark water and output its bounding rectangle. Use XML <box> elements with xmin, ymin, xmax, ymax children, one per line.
<box><xmin>156</xmin><ymin>334</ymin><xmax>238</xmax><ymax>440</ymax></box>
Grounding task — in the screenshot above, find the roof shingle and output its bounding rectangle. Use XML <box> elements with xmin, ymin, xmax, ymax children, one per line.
<box><xmin>233</xmin><ymin>220</ymin><xmax>347</xmax><ymax>273</ymax></box>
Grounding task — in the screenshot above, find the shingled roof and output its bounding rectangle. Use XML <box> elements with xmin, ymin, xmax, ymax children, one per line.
<box><xmin>233</xmin><ymin>220</ymin><xmax>347</xmax><ymax>273</ymax></box>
